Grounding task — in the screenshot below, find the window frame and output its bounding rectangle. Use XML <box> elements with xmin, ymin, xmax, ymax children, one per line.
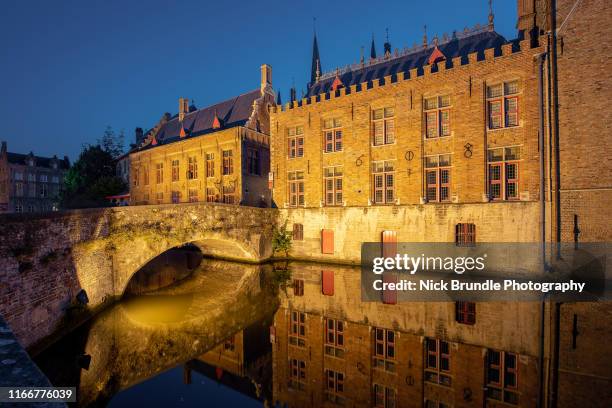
<box><xmin>324</xmin><ymin>318</ymin><xmax>345</xmax><ymax>358</ymax></box>
<box><xmin>425</xmin><ymin>154</ymin><xmax>452</xmax><ymax>203</ymax></box>
<box><xmin>424</xmin><ymin>338</ymin><xmax>452</xmax><ymax>387</ymax></box>
<box><xmin>486</xmin><ymin>350</ymin><xmax>519</xmax><ymax>405</ymax></box>
<box><xmin>455</xmin><ymin>301</ymin><xmax>476</xmax><ymax>325</ymax></box>
<box><xmin>323</xmin><ymin>166</ymin><xmax>343</xmax><ymax>206</ymax></box>
<box><xmin>372</xmin><ymin>107</ymin><xmax>395</xmax><ymax>146</ymax></box>
<box><xmin>222</xmin><ymin>150</ymin><xmax>234</xmax><ymax>175</ymax></box>
<box><xmin>424</xmin><ymin>95</ymin><xmax>452</xmax><ymax>139</ymax></box>
<box><xmin>289</xmin><ymin>310</ymin><xmax>306</xmax><ymax>347</ymax></box>
<box><xmin>324</xmin><ymin>369</ymin><xmax>345</xmax><ymax>405</ymax></box>
<box><xmin>323</xmin><ymin>118</ymin><xmax>343</xmax><ymax>153</ymax></box>
<box><xmin>287</xmin><ymin>126</ymin><xmax>305</xmax><ymax>159</ymax></box>
<box><xmin>155</xmin><ymin>163</ymin><xmax>164</xmax><ymax>184</ymax></box>
<box><xmin>487</xmin><ymin>80</ymin><xmax>520</xmax><ymax>130</ymax></box>
<box><xmin>373</xmin><ymin>327</ymin><xmax>396</xmax><ymax>372</ymax></box>
<box><xmin>171</xmin><ymin>160</ymin><xmax>180</xmax><ymax>182</ymax></box>
<box><xmin>287</xmin><ymin>171</ymin><xmax>305</xmax><ymax>207</ymax></box>
<box><xmin>372</xmin><ymin>160</ymin><xmax>395</xmax><ymax>205</ymax></box>
<box><xmin>487</xmin><ymin>147</ymin><xmax>521</xmax><ymax>201</ymax></box>
<box><xmin>455</xmin><ymin>223</ymin><xmax>476</xmax><ymax>246</ymax></box>
<box><xmin>206</xmin><ymin>153</ymin><xmax>215</xmax><ymax>178</ymax></box>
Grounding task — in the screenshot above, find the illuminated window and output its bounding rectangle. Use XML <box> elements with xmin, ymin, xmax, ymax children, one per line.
<box><xmin>425</xmin><ymin>154</ymin><xmax>451</xmax><ymax>202</ymax></box>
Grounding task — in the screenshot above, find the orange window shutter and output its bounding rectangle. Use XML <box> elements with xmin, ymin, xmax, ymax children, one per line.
<box><xmin>382</xmin><ymin>230</ymin><xmax>398</xmax><ymax>258</ymax></box>
<box><xmin>321</xmin><ymin>229</ymin><xmax>334</xmax><ymax>254</ymax></box>
<box><xmin>322</xmin><ymin>270</ymin><xmax>335</xmax><ymax>296</ymax></box>
<box><xmin>382</xmin><ymin>272</ymin><xmax>397</xmax><ymax>305</ymax></box>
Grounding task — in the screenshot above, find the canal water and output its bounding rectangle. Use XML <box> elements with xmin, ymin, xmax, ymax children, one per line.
<box><xmin>34</xmin><ymin>256</ymin><xmax>607</xmax><ymax>407</ymax></box>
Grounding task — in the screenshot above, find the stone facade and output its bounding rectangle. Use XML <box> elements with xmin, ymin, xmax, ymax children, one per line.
<box><xmin>129</xmin><ymin>65</ymin><xmax>275</xmax><ymax>208</ymax></box>
<box><xmin>0</xmin><ymin>142</ymin><xmax>69</xmax><ymax>214</ymax></box>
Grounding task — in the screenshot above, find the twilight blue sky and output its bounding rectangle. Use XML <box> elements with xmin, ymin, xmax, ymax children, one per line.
<box><xmin>0</xmin><ymin>0</ymin><xmax>517</xmax><ymax>160</ymax></box>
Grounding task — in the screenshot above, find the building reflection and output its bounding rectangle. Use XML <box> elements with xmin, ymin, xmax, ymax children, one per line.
<box><xmin>270</xmin><ymin>262</ymin><xmax>611</xmax><ymax>408</ymax></box>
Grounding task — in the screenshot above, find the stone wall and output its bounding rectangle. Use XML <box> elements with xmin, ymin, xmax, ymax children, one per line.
<box><xmin>0</xmin><ymin>203</ymin><xmax>277</xmax><ymax>348</ymax></box>
<box><xmin>280</xmin><ymin>202</ymin><xmax>541</xmax><ymax>263</ymax></box>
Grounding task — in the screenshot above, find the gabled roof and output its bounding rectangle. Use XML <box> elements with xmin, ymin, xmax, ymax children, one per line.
<box><xmin>307</xmin><ymin>30</ymin><xmax>508</xmax><ymax>98</ymax></box>
<box><xmin>6</xmin><ymin>152</ymin><xmax>70</xmax><ymax>170</ymax></box>
<box><xmin>142</xmin><ymin>89</ymin><xmax>261</xmax><ymax>149</ymax></box>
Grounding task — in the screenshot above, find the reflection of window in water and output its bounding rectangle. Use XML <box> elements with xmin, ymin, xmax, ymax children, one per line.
<box><xmin>373</xmin><ymin>327</ymin><xmax>395</xmax><ymax>372</ymax></box>
<box><xmin>223</xmin><ymin>336</ymin><xmax>235</xmax><ymax>352</ymax></box>
<box><xmin>324</xmin><ymin>318</ymin><xmax>344</xmax><ymax>358</ymax></box>
<box><xmin>456</xmin><ymin>301</ymin><xmax>476</xmax><ymax>325</ymax></box>
<box><xmin>425</xmin><ymin>338</ymin><xmax>452</xmax><ymax>387</ymax></box>
<box><xmin>289</xmin><ymin>311</ymin><xmax>306</xmax><ymax>347</ymax></box>
<box><xmin>289</xmin><ymin>358</ymin><xmax>306</xmax><ymax>390</ymax></box>
<box><xmin>292</xmin><ymin>279</ymin><xmax>304</xmax><ymax>296</ymax></box>
<box><xmin>324</xmin><ymin>369</ymin><xmax>345</xmax><ymax>405</ymax></box>
<box><xmin>373</xmin><ymin>383</ymin><xmax>396</xmax><ymax>408</ymax></box>
<box><xmin>486</xmin><ymin>350</ymin><xmax>519</xmax><ymax>405</ymax></box>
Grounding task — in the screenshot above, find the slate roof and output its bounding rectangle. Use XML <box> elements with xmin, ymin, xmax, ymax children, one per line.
<box><xmin>6</xmin><ymin>152</ymin><xmax>70</xmax><ymax>170</ymax></box>
<box><xmin>307</xmin><ymin>30</ymin><xmax>509</xmax><ymax>98</ymax></box>
<box><xmin>144</xmin><ymin>89</ymin><xmax>261</xmax><ymax>148</ymax></box>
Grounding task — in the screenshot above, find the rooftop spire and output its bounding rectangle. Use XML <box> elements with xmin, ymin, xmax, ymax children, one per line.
<box><xmin>310</xmin><ymin>18</ymin><xmax>321</xmax><ymax>86</ymax></box>
<box><xmin>384</xmin><ymin>28</ymin><xmax>392</xmax><ymax>57</ymax></box>
<box><xmin>488</xmin><ymin>0</ymin><xmax>494</xmax><ymax>31</ymax></box>
<box><xmin>370</xmin><ymin>33</ymin><xmax>377</xmax><ymax>59</ymax></box>
<box><xmin>423</xmin><ymin>25</ymin><xmax>428</xmax><ymax>49</ymax></box>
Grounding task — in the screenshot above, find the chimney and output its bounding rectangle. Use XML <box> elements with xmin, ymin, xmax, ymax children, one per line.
<box><xmin>260</xmin><ymin>64</ymin><xmax>272</xmax><ymax>95</ymax></box>
<box><xmin>135</xmin><ymin>127</ymin><xmax>144</xmax><ymax>145</ymax></box>
<box><xmin>179</xmin><ymin>97</ymin><xmax>189</xmax><ymax>121</ymax></box>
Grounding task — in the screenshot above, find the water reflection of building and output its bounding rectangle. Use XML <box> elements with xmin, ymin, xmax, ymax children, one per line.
<box><xmin>185</xmin><ymin>316</ymin><xmax>275</xmax><ymax>404</ymax></box>
<box><xmin>271</xmin><ymin>263</ymin><xmax>610</xmax><ymax>407</ymax></box>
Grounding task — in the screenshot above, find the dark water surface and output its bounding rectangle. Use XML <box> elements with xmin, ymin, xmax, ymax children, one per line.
<box><xmin>35</xmin><ymin>258</ymin><xmax>611</xmax><ymax>407</ymax></box>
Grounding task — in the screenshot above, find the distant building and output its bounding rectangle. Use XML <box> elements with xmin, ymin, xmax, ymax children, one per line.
<box><xmin>129</xmin><ymin>65</ymin><xmax>275</xmax><ymax>207</ymax></box>
<box><xmin>0</xmin><ymin>141</ymin><xmax>70</xmax><ymax>213</ymax></box>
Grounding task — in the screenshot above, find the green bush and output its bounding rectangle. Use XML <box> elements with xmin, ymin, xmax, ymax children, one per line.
<box><xmin>272</xmin><ymin>221</ymin><xmax>292</xmax><ymax>257</ymax></box>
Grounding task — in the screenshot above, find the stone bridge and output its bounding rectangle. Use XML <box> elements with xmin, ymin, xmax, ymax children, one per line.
<box><xmin>0</xmin><ymin>203</ymin><xmax>277</xmax><ymax>347</ymax></box>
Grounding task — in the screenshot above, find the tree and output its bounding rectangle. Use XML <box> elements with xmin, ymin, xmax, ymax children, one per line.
<box><xmin>98</xmin><ymin>126</ymin><xmax>125</xmax><ymax>159</ymax></box>
<box><xmin>61</xmin><ymin>138</ymin><xmax>126</xmax><ymax>209</ymax></box>
<box><xmin>272</xmin><ymin>221</ymin><xmax>292</xmax><ymax>257</ymax></box>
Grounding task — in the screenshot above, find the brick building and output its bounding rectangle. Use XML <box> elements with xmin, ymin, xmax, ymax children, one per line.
<box><xmin>129</xmin><ymin>65</ymin><xmax>275</xmax><ymax>207</ymax></box>
<box><xmin>268</xmin><ymin>1</ymin><xmax>612</xmax><ymax>407</ymax></box>
<box><xmin>0</xmin><ymin>141</ymin><xmax>69</xmax><ymax>213</ymax></box>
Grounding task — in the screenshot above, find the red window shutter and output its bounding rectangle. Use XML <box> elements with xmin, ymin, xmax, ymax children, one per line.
<box><xmin>322</xmin><ymin>270</ymin><xmax>334</xmax><ymax>296</ymax></box>
<box><xmin>321</xmin><ymin>229</ymin><xmax>334</xmax><ymax>254</ymax></box>
<box><xmin>382</xmin><ymin>272</ymin><xmax>397</xmax><ymax>304</ymax></box>
<box><xmin>382</xmin><ymin>230</ymin><xmax>398</xmax><ymax>258</ymax></box>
